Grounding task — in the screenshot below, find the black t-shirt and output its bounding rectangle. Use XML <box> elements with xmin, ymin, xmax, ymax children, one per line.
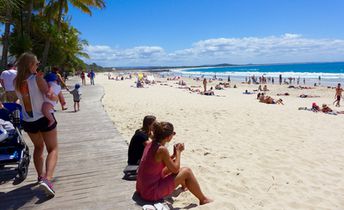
<box><xmin>127</xmin><ymin>129</ymin><xmax>149</xmax><ymax>165</ymax></box>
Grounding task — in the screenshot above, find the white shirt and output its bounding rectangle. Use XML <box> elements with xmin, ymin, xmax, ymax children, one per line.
<box><xmin>0</xmin><ymin>69</ymin><xmax>17</xmax><ymax>91</ymax></box>
<box><xmin>15</xmin><ymin>74</ymin><xmax>45</xmax><ymax>122</ymax></box>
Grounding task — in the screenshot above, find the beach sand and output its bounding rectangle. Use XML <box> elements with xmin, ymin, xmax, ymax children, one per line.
<box><xmin>98</xmin><ymin>73</ymin><xmax>344</xmax><ymax>210</ymax></box>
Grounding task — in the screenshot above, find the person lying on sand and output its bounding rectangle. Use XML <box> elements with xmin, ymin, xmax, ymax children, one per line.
<box><xmin>312</xmin><ymin>103</ymin><xmax>321</xmax><ymax>112</ymax></box>
<box><xmin>300</xmin><ymin>103</ymin><xmax>344</xmax><ymax>115</ymax></box>
<box><xmin>243</xmin><ymin>90</ymin><xmax>254</xmax><ymax>94</ymax></box>
<box><xmin>320</xmin><ymin>104</ymin><xmax>344</xmax><ymax>115</ymax></box>
<box><xmin>299</xmin><ymin>94</ymin><xmax>320</xmax><ymax>98</ymax></box>
<box><xmin>321</xmin><ymin>104</ymin><xmax>332</xmax><ymax>113</ymax></box>
<box><xmin>200</xmin><ymin>87</ymin><xmax>224</xmax><ymax>97</ymax></box>
<box><xmin>188</xmin><ymin>87</ymin><xmax>201</xmax><ymax>93</ymax></box>
<box><xmin>202</xmin><ymin>90</ymin><xmax>215</xmax><ymax>96</ymax></box>
<box><xmin>298</xmin><ymin>102</ymin><xmax>320</xmax><ymax>112</ymax></box>
<box><xmin>300</xmin><ymin>86</ymin><xmax>315</xmax><ymax>89</ymax></box>
<box><xmin>259</xmin><ymin>96</ymin><xmax>284</xmax><ymax>105</ymax></box>
<box><xmin>277</xmin><ymin>93</ymin><xmax>290</xmax><ymax>96</ymax></box>
<box><xmin>215</xmin><ymin>84</ymin><xmax>224</xmax><ymax>90</ymax></box>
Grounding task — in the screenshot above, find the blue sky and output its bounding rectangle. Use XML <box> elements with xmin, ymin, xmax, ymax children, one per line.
<box><xmin>68</xmin><ymin>0</ymin><xmax>344</xmax><ymax>67</ymax></box>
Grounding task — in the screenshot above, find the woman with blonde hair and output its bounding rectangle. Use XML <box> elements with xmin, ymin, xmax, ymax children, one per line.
<box><xmin>136</xmin><ymin>121</ymin><xmax>212</xmax><ymax>205</ymax></box>
<box><xmin>14</xmin><ymin>52</ymin><xmax>58</xmax><ymax>197</ymax></box>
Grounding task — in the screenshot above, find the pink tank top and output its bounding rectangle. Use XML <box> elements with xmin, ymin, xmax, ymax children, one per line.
<box><xmin>136</xmin><ymin>142</ymin><xmax>175</xmax><ymax>201</ymax></box>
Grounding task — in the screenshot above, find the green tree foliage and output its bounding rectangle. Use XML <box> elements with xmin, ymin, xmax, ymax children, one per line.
<box><xmin>1</xmin><ymin>0</ymin><xmax>105</xmax><ymax>72</ymax></box>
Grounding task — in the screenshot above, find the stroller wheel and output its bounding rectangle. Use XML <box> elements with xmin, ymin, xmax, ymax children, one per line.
<box><xmin>18</xmin><ymin>155</ymin><xmax>30</xmax><ymax>180</ymax></box>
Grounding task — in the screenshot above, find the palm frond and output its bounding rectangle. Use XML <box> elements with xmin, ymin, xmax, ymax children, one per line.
<box><xmin>0</xmin><ymin>0</ymin><xmax>23</xmax><ymax>23</ymax></box>
<box><xmin>70</xmin><ymin>0</ymin><xmax>92</xmax><ymax>15</ymax></box>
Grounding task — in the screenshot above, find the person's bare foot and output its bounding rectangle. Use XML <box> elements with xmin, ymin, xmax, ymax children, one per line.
<box><xmin>200</xmin><ymin>197</ymin><xmax>213</xmax><ymax>205</ymax></box>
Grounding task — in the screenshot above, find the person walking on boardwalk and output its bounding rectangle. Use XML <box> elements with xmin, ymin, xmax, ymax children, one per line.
<box><xmin>80</xmin><ymin>71</ymin><xmax>86</xmax><ymax>86</ymax></box>
<box><xmin>89</xmin><ymin>70</ymin><xmax>95</xmax><ymax>85</ymax></box>
<box><xmin>333</xmin><ymin>83</ymin><xmax>343</xmax><ymax>107</ymax></box>
<box><xmin>0</xmin><ymin>63</ymin><xmax>18</xmax><ymax>102</ymax></box>
<box><xmin>14</xmin><ymin>52</ymin><xmax>59</xmax><ymax>197</ymax></box>
<box><xmin>69</xmin><ymin>84</ymin><xmax>82</xmax><ymax>112</ymax></box>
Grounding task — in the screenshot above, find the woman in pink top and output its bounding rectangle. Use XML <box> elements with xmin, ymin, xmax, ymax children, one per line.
<box><xmin>136</xmin><ymin>121</ymin><xmax>212</xmax><ymax>205</ymax></box>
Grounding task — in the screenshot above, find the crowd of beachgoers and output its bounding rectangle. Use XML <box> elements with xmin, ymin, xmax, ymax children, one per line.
<box><xmin>102</xmin><ymin>71</ymin><xmax>344</xmax><ymax>209</ymax></box>
<box><xmin>3</xmin><ymin>60</ymin><xmax>343</xmax><ymax>209</ymax></box>
<box><xmin>107</xmin><ymin>71</ymin><xmax>344</xmax><ymax>115</ymax></box>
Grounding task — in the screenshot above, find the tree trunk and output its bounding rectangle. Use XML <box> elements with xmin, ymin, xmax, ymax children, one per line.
<box><xmin>41</xmin><ymin>0</ymin><xmax>64</xmax><ymax>68</ymax></box>
<box><xmin>57</xmin><ymin>0</ymin><xmax>64</xmax><ymax>31</ymax></box>
<box><xmin>41</xmin><ymin>37</ymin><xmax>51</xmax><ymax>68</ymax></box>
<box><xmin>1</xmin><ymin>8</ymin><xmax>12</xmax><ymax>69</ymax></box>
<box><xmin>26</xmin><ymin>0</ymin><xmax>34</xmax><ymax>35</ymax></box>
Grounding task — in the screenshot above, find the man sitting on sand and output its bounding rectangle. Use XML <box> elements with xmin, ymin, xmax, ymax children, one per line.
<box><xmin>202</xmin><ymin>87</ymin><xmax>215</xmax><ymax>96</ymax></box>
<box><xmin>215</xmin><ymin>84</ymin><xmax>223</xmax><ymax>90</ymax></box>
<box><xmin>258</xmin><ymin>85</ymin><xmax>263</xmax><ymax>91</ymax></box>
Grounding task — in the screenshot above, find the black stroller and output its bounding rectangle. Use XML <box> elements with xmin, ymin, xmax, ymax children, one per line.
<box><xmin>0</xmin><ymin>103</ymin><xmax>30</xmax><ymax>181</ymax></box>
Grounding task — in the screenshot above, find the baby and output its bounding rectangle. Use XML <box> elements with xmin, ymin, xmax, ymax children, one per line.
<box><xmin>42</xmin><ymin>73</ymin><xmax>61</xmax><ymax>126</ymax></box>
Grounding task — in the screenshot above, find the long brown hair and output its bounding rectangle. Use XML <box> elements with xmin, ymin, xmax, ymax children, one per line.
<box><xmin>14</xmin><ymin>52</ymin><xmax>37</xmax><ymax>91</ymax></box>
<box><xmin>153</xmin><ymin>121</ymin><xmax>174</xmax><ymax>143</ymax></box>
<box><xmin>141</xmin><ymin>115</ymin><xmax>156</xmax><ymax>135</ymax></box>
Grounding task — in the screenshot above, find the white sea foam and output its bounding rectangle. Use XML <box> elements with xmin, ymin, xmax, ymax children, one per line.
<box><xmin>170</xmin><ymin>69</ymin><xmax>344</xmax><ymax>79</ymax></box>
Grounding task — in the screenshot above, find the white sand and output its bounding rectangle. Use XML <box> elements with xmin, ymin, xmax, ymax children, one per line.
<box><xmin>99</xmin><ymin>73</ymin><xmax>344</xmax><ymax>210</ymax></box>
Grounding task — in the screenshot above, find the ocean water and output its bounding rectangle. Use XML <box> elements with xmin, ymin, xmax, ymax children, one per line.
<box><xmin>171</xmin><ymin>62</ymin><xmax>344</xmax><ymax>86</ymax></box>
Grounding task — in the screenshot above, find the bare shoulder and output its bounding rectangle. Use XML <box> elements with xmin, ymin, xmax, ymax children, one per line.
<box><xmin>156</xmin><ymin>145</ymin><xmax>170</xmax><ymax>158</ymax></box>
<box><xmin>157</xmin><ymin>145</ymin><xmax>169</xmax><ymax>154</ymax></box>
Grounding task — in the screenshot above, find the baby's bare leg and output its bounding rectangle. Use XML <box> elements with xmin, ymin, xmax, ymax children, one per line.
<box><xmin>42</xmin><ymin>102</ymin><xmax>55</xmax><ymax>126</ymax></box>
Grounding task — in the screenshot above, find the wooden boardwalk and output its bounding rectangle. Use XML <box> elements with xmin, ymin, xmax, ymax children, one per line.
<box><xmin>0</xmin><ymin>77</ymin><xmax>141</xmax><ymax>210</ymax></box>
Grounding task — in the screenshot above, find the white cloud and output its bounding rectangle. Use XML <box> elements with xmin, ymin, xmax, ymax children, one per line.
<box><xmin>82</xmin><ymin>34</ymin><xmax>344</xmax><ymax>66</ymax></box>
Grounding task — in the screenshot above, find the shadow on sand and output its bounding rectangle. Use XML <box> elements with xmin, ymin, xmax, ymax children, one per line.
<box><xmin>132</xmin><ymin>187</ymin><xmax>198</xmax><ymax>210</ymax></box>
